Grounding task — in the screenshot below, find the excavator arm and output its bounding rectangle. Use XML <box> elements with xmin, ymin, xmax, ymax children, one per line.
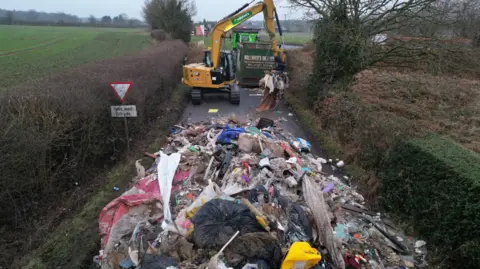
<box><xmin>209</xmin><ymin>0</ymin><xmax>282</xmax><ymax>69</ymax></box>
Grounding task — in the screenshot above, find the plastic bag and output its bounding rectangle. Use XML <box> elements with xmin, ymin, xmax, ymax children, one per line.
<box><xmin>142</xmin><ymin>254</ymin><xmax>177</xmax><ymax>269</ymax></box>
<box><xmin>190</xmin><ymin>199</ymin><xmax>266</xmax><ymax>249</ymax></box>
<box><xmin>169</xmin><ymin>182</ymin><xmax>223</xmax><ymax>236</ymax></box>
<box><xmin>157</xmin><ymin>151</ymin><xmax>181</xmax><ymax>228</ymax></box>
<box><xmin>186</xmin><ymin>182</ymin><xmax>223</xmax><ymax>218</ymax></box>
<box><xmin>276</xmin><ymin>193</ymin><xmax>313</xmax><ymax>243</ymax></box>
<box><xmin>291</xmin><ymin>138</ymin><xmax>311</xmax><ymax>153</ymax></box>
<box><xmin>217</xmin><ymin>125</ymin><xmax>245</xmax><ymax>144</ymax></box>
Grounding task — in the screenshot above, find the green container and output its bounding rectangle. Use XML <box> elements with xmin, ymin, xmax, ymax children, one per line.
<box><xmin>232</xmin><ymin>32</ymin><xmax>257</xmax><ymax>50</ymax></box>
<box><xmin>235</xmin><ymin>42</ymin><xmax>276</xmax><ymax>87</ymax></box>
<box><xmin>231</xmin><ymin>28</ymin><xmax>259</xmax><ymax>50</ymax></box>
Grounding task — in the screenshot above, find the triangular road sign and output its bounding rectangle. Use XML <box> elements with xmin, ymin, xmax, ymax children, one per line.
<box><xmin>109</xmin><ymin>82</ymin><xmax>133</xmax><ymax>103</ymax></box>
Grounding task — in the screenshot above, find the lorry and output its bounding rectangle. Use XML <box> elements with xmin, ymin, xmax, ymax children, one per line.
<box><xmin>231</xmin><ymin>28</ymin><xmax>259</xmax><ymax>50</ymax></box>
<box><xmin>235</xmin><ymin>41</ymin><xmax>277</xmax><ymax>87</ymax></box>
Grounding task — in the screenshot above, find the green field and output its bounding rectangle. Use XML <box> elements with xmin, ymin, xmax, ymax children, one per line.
<box><xmin>192</xmin><ymin>31</ymin><xmax>312</xmax><ymax>47</ymax></box>
<box><xmin>0</xmin><ymin>25</ymin><xmax>151</xmax><ymax>88</ymax></box>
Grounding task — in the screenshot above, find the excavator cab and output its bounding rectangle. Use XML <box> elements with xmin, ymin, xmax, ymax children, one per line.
<box><xmin>202</xmin><ymin>50</ymin><xmax>235</xmax><ymax>82</ymax></box>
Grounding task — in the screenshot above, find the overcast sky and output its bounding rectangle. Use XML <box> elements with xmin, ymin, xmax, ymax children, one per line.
<box><xmin>1</xmin><ymin>0</ymin><xmax>304</xmax><ymax>21</ymax></box>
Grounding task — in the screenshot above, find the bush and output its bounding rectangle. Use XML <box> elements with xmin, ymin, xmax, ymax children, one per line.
<box><xmin>0</xmin><ymin>40</ymin><xmax>188</xmax><ymax>267</ymax></box>
<box><xmin>379</xmin><ymin>133</ymin><xmax>480</xmax><ymax>268</ymax></box>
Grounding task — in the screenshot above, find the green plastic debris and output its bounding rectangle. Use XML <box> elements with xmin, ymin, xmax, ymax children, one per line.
<box><xmin>188</xmin><ymin>146</ymin><xmax>200</xmax><ymax>153</ymax></box>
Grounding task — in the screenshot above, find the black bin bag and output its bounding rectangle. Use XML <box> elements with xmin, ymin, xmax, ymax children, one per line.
<box><xmin>190</xmin><ymin>199</ymin><xmax>266</xmax><ymax>249</ymax></box>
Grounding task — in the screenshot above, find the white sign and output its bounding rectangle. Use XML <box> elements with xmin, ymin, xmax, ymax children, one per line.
<box><xmin>200</xmin><ymin>25</ymin><xmax>205</xmax><ymax>35</ymax></box>
<box><xmin>111</xmin><ymin>105</ymin><xmax>137</xmax><ymax>117</ymax></box>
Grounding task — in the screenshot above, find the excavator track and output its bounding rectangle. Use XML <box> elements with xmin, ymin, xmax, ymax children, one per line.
<box><xmin>191</xmin><ymin>88</ymin><xmax>202</xmax><ymax>105</ymax></box>
<box><xmin>229</xmin><ymin>85</ymin><xmax>240</xmax><ymax>105</ymax></box>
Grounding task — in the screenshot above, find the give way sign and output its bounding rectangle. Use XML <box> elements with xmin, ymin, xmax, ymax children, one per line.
<box><xmin>109</xmin><ymin>82</ymin><xmax>133</xmax><ymax>103</ymax></box>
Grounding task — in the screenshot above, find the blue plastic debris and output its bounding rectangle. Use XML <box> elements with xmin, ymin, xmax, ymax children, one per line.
<box><xmin>216</xmin><ymin>124</ymin><xmax>245</xmax><ymax>144</ymax></box>
<box><xmin>119</xmin><ymin>258</ymin><xmax>135</xmax><ymax>268</ymax></box>
<box><xmin>292</xmin><ymin>137</ymin><xmax>311</xmax><ymax>152</ymax></box>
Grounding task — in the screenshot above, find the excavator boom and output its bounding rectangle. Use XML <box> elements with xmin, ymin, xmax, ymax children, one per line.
<box><xmin>209</xmin><ymin>0</ymin><xmax>282</xmax><ymax>69</ymax></box>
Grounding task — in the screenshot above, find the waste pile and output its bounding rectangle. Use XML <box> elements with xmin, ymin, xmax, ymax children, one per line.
<box><xmin>94</xmin><ymin>116</ymin><xmax>427</xmax><ymax>269</ymax></box>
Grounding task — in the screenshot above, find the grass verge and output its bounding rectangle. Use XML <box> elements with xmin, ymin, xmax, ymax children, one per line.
<box><xmin>16</xmin><ymin>85</ymin><xmax>189</xmax><ymax>269</ymax></box>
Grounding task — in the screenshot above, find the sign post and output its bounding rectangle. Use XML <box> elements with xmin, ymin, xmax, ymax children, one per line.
<box><xmin>109</xmin><ymin>82</ymin><xmax>135</xmax><ymax>152</ymax></box>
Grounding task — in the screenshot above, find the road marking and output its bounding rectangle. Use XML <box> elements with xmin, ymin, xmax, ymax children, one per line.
<box><xmin>208</xmin><ymin>109</ymin><xmax>219</xmax><ymax>113</ymax></box>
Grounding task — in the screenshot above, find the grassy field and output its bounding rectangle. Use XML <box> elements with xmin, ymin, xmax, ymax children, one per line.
<box><xmin>0</xmin><ymin>25</ymin><xmax>151</xmax><ymax>88</ymax></box>
<box><xmin>192</xmin><ymin>31</ymin><xmax>312</xmax><ymax>47</ymax></box>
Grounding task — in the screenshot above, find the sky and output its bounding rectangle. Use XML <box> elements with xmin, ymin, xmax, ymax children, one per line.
<box><xmin>0</xmin><ymin>0</ymin><xmax>304</xmax><ymax>21</ymax></box>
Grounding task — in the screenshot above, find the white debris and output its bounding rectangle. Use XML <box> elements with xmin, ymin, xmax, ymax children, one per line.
<box><xmin>415</xmin><ymin>240</ymin><xmax>427</xmax><ymax>248</ymax></box>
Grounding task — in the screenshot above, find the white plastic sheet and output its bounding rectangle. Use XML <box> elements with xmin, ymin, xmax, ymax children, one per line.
<box><xmin>157</xmin><ymin>151</ymin><xmax>181</xmax><ymax>228</ymax></box>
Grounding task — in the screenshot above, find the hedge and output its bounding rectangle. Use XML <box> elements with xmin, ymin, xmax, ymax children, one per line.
<box><xmin>0</xmin><ymin>40</ymin><xmax>188</xmax><ymax>268</ymax></box>
<box><xmin>379</xmin><ymin>133</ymin><xmax>480</xmax><ymax>267</ymax></box>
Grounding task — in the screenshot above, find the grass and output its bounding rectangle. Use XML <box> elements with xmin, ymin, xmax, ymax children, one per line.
<box><xmin>191</xmin><ymin>31</ymin><xmax>312</xmax><ymax>47</ymax></box>
<box><xmin>0</xmin><ymin>25</ymin><xmax>151</xmax><ymax>88</ymax></box>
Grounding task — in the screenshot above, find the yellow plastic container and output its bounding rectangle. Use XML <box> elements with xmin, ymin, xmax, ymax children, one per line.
<box><xmin>281</xmin><ymin>242</ymin><xmax>322</xmax><ymax>269</ymax></box>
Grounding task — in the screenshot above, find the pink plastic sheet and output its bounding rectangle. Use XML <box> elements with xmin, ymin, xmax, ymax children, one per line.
<box><xmin>98</xmin><ymin>170</ymin><xmax>190</xmax><ymax>251</ymax></box>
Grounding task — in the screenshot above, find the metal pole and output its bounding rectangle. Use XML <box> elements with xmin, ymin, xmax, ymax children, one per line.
<box><xmin>124</xmin><ymin>117</ymin><xmax>130</xmax><ymax>152</ymax></box>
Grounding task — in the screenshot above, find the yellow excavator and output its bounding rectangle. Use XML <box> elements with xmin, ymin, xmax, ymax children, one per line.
<box><xmin>182</xmin><ymin>0</ymin><xmax>287</xmax><ymax>105</ymax></box>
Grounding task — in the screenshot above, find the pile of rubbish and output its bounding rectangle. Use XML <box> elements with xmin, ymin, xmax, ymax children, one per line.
<box><xmin>94</xmin><ymin>117</ymin><xmax>427</xmax><ymax>269</ymax></box>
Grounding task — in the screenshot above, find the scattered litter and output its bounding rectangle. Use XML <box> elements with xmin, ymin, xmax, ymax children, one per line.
<box><xmin>291</xmin><ymin>137</ymin><xmax>311</xmax><ymax>152</ymax></box>
<box><xmin>135</xmin><ymin>160</ymin><xmax>146</xmax><ymax>178</ymax></box>
<box><xmin>94</xmin><ymin>116</ymin><xmax>427</xmax><ymax>269</ymax></box>
<box><xmin>288</xmin><ymin>113</ymin><xmax>293</xmax><ymax>116</ymax></box>
<box><xmin>415</xmin><ymin>240</ymin><xmax>427</xmax><ymax>248</ymax></box>
<box><xmin>259</xmin><ymin>157</ymin><xmax>270</xmax><ymax>168</ymax></box>
<box><xmin>256</xmin><ymin>117</ymin><xmax>274</xmax><ymax>129</ymax></box>
<box><xmin>322</xmin><ymin>183</ymin><xmax>335</xmax><ymax>193</ymax></box>
<box><xmin>281</xmin><ymin>242</ymin><xmax>321</xmax><ymax>269</ymax></box>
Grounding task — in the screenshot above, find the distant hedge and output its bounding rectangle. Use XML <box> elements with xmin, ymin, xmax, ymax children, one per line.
<box><xmin>379</xmin><ymin>133</ymin><xmax>480</xmax><ymax>267</ymax></box>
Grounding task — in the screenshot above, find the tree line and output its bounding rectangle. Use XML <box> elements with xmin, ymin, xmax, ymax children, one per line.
<box><xmin>0</xmin><ymin>8</ymin><xmax>145</xmax><ymax>27</ymax></box>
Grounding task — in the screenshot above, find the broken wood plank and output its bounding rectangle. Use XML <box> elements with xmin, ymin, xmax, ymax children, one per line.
<box><xmin>303</xmin><ymin>175</ymin><xmax>345</xmax><ymax>269</ymax></box>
